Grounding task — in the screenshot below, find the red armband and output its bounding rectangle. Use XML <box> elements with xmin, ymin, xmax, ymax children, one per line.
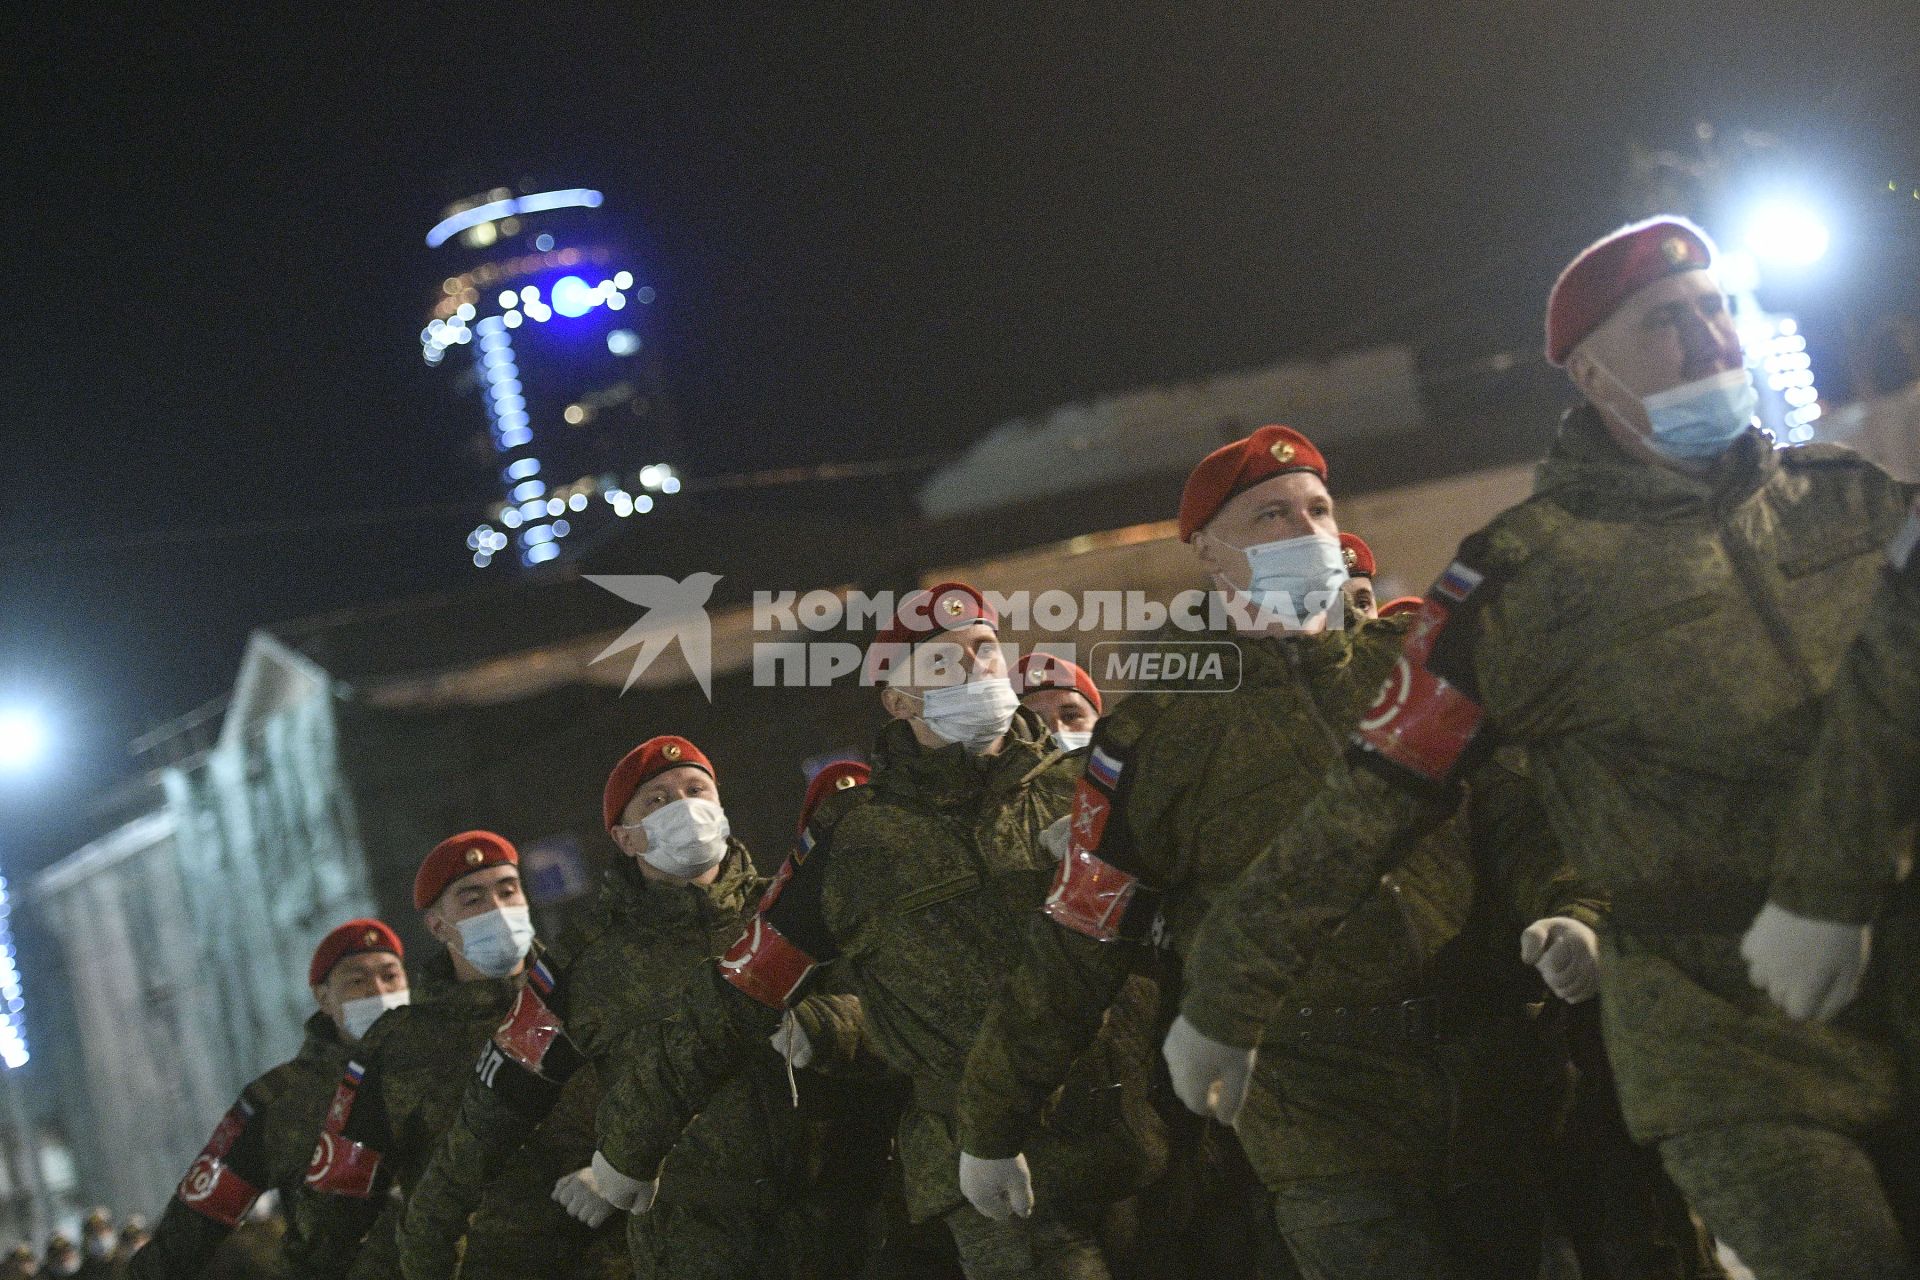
<box><xmin>1353</xmin><ymin>597</ymin><xmax>1484</xmax><ymax>783</ymax></box>
<box><xmin>303</xmin><ymin>1061</ymin><xmax>381</xmax><ymax>1198</ymax></box>
<box><xmin>1041</xmin><ymin>779</ymin><xmax>1160</xmax><ymax>941</ymax></box>
<box><xmin>494</xmin><ymin>986</ymin><xmax>565</xmax><ymax>1075</ymax></box>
<box><xmin>719</xmin><ymin>915</ymin><xmax>817</xmax><ymax>1009</ymax></box>
<box><xmin>175</xmin><ymin>1101</ymin><xmax>261</xmax><ymax>1226</ymax></box>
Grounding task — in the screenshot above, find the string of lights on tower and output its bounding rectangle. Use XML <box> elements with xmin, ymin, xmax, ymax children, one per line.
<box><xmin>422</xmin><ymin>185</ymin><xmax>683</xmax><ymax>568</ymax></box>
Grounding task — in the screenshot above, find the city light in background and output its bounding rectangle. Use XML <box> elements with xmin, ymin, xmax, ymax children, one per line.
<box><xmin>0</xmin><ymin>708</ymin><xmax>48</xmax><ymax>775</ymax></box>
<box><xmin>421</xmin><ymin>186</ymin><xmax>682</xmax><ymax>569</ymax></box>
<box><xmin>0</xmin><ymin>707</ymin><xmax>41</xmax><ymax>1067</ymax></box>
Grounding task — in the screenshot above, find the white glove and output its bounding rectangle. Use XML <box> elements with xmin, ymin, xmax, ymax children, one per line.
<box><xmin>770</xmin><ymin>1018</ymin><xmax>814</xmax><ymax>1068</ymax></box>
<box><xmin>551</xmin><ymin>1165</ymin><xmax>616</xmax><ymax>1228</ymax></box>
<box><xmin>588</xmin><ymin>1150</ymin><xmax>657</xmax><ymax>1215</ymax></box>
<box><xmin>1038</xmin><ymin>815</ymin><xmax>1071</xmax><ymax>862</ymax></box>
<box><xmin>1161</xmin><ymin>1013</ymin><xmax>1254</xmax><ymax>1127</ymax></box>
<box><xmin>1520</xmin><ymin>917</ymin><xmax>1601</xmax><ymax>1004</ymax></box>
<box><xmin>958</xmin><ymin>1151</ymin><xmax>1034</xmax><ymax>1221</ymax></box>
<box><xmin>1740</xmin><ymin>901</ymin><xmax>1871</xmax><ymax>1022</ymax></box>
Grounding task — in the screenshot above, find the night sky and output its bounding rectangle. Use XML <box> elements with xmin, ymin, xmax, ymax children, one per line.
<box><xmin>6</xmin><ymin>2</ymin><xmax>1919</xmax><ymax>868</ymax></box>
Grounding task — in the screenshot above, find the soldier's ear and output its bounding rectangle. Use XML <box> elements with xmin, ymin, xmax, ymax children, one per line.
<box><xmin>880</xmin><ymin>685</ymin><xmax>916</xmax><ymax>722</ymax></box>
<box><xmin>1190</xmin><ymin>531</ymin><xmax>1223</xmax><ymax>577</ymax></box>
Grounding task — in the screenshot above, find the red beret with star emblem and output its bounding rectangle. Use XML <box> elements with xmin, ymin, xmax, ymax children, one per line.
<box><xmin>1338</xmin><ymin>532</ymin><xmax>1377</xmax><ymax>579</ymax></box>
<box><xmin>603</xmin><ymin>736</ymin><xmax>715</xmax><ymax>834</ymax></box>
<box><xmin>1545</xmin><ymin>216</ymin><xmax>1716</xmax><ymax>366</ymax></box>
<box><xmin>1014</xmin><ymin>652</ymin><xmax>1103</xmax><ymax>714</ymax></box>
<box><xmin>863</xmin><ymin>581</ymin><xmax>1000</xmax><ymax>684</ymax></box>
<box><xmin>796</xmin><ymin>760</ymin><xmax>871</xmax><ymax>836</ymax></box>
<box><xmin>413</xmin><ymin>830</ymin><xmax>519</xmax><ymax>910</ymax></box>
<box><xmin>1178</xmin><ymin>426</ymin><xmax>1329</xmax><ymax>542</ymax></box>
<box><xmin>309</xmin><ymin>918</ymin><xmax>404</xmax><ymax>986</ymax></box>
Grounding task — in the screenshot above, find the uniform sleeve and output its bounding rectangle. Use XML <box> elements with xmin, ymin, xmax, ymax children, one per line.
<box><xmin>124</xmin><ymin>1077</ymin><xmax>286</xmax><ymax>1279</ymax></box>
<box><xmin>593</xmin><ymin>962</ymin><xmax>782</xmax><ymax>1183</ymax></box>
<box><xmin>786</xmin><ymin>990</ymin><xmax>884</xmax><ymax>1076</ymax></box>
<box><xmin>1466</xmin><ymin>750</ymin><xmax>1607</xmax><ymax>932</ymax></box>
<box><xmin>393</xmin><ymin>1076</ymin><xmax>538</xmax><ymax>1280</ymax></box>
<box><xmin>283</xmin><ymin>1181</ymin><xmax>385</xmax><ymax>1280</ymax></box>
<box><xmin>954</xmin><ymin>713</ymin><xmax>1157</xmax><ymax>1160</ymax></box>
<box><xmin>1770</xmin><ymin>554</ymin><xmax>1920</xmax><ymax>922</ymax></box>
<box><xmin>287</xmin><ymin>1048</ymin><xmax>397</xmax><ymax>1280</ymax></box>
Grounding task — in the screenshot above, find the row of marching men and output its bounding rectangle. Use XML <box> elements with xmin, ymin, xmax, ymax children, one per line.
<box><xmin>132</xmin><ymin>213</ymin><xmax>1920</xmax><ymax>1280</ymax></box>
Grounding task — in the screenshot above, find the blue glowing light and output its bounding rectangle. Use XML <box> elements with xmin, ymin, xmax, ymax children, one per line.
<box><xmin>505</xmin><ymin>458</ymin><xmax>542</xmax><ymax>481</ymax></box>
<box><xmin>607</xmin><ymin>328</ymin><xmax>640</xmax><ymax>355</ymax></box>
<box><xmin>425</xmin><ymin>188</ymin><xmax>604</xmax><ymax>249</ymax></box>
<box><xmin>535</xmin><ymin>233</ymin><xmax>555</xmax><ymax>251</ymax></box>
<box><xmin>510</xmin><ymin>480</ymin><xmax>546</xmax><ymax>503</ymax></box>
<box><xmin>551</xmin><ymin>276</ymin><xmax>596</xmax><ymax>318</ymax></box>
<box><xmin>524</xmin><ymin>542</ymin><xmax>561</xmax><ymax>565</ymax></box>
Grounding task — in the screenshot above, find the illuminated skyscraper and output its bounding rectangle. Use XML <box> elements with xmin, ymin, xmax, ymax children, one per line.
<box><xmin>421</xmin><ymin>185</ymin><xmax>683</xmax><ymax>568</ymax></box>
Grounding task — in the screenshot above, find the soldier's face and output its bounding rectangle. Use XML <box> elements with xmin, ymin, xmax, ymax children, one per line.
<box><xmin>312</xmin><ymin>951</ymin><xmax>408</xmax><ymax>1036</ymax></box>
<box><xmin>1192</xmin><ymin>471</ymin><xmax>1337</xmax><ymax>579</ymax></box>
<box><xmin>1341</xmin><ymin>576</ymin><xmax>1377</xmax><ymax>620</ymax></box>
<box><xmin>1020</xmin><ymin>688</ymin><xmax>1097</xmax><ymax>735</ymax></box>
<box><xmin>613</xmin><ymin>765</ymin><xmax>722</xmax><ymax>862</ymax></box>
<box><xmin>1570</xmin><ymin>269</ymin><xmax>1745</xmax><ymax>450</ymax></box>
<box><xmin>427</xmin><ymin>865</ymin><xmax>526</xmax><ymax>943</ymax></box>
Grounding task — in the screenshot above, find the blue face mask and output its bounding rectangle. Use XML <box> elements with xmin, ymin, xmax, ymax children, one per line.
<box><xmin>1608</xmin><ymin>365</ymin><xmax>1759</xmax><ymax>462</ymax></box>
<box><xmin>1216</xmin><ymin>532</ymin><xmax>1349</xmax><ymax>625</ymax></box>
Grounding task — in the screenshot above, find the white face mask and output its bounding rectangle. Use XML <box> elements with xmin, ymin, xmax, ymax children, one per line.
<box><xmin>1596</xmin><ymin>360</ymin><xmax>1757</xmax><ymax>462</ymax></box>
<box><xmin>340</xmin><ymin>989</ymin><xmax>410</xmax><ymax>1041</ymax></box>
<box><xmin>1215</xmin><ymin>532</ymin><xmax>1348</xmax><ymax>624</ymax></box>
<box><xmin>914</xmin><ymin>677</ymin><xmax>1020</xmax><ymax>752</ymax></box>
<box><xmin>1052</xmin><ymin>729</ymin><xmax>1093</xmax><ymax>752</ymax></box>
<box><xmin>454</xmin><ymin>905</ymin><xmax>535</xmax><ymax>978</ymax></box>
<box><xmin>634</xmin><ymin>797</ymin><xmax>732</xmax><ymax>879</ymax></box>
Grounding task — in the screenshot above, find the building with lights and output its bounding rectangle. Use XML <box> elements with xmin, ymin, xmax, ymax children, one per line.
<box><xmin>421</xmin><ymin>186</ymin><xmax>685</xmax><ymax>569</ymax></box>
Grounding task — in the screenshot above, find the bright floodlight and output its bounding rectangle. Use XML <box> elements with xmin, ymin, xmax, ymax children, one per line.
<box><xmin>0</xmin><ymin>708</ymin><xmax>47</xmax><ymax>772</ymax></box>
<box><xmin>1744</xmin><ymin>201</ymin><xmax>1830</xmax><ymax>267</ymax></box>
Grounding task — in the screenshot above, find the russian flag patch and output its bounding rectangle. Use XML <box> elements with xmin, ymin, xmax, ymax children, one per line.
<box><xmin>1434</xmin><ymin>561</ymin><xmax>1484</xmax><ymax>604</ymax></box>
<box><xmin>1087</xmin><ymin>746</ymin><xmax>1123</xmax><ymax>790</ymax></box>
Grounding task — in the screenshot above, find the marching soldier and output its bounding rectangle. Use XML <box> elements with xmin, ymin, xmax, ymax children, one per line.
<box><xmin>294</xmin><ymin>833</ymin><xmax>558</xmax><ymax>1279</ymax></box>
<box><xmin>397</xmin><ymin>735</ymin><xmax>816</xmax><ymax>1280</ymax></box>
<box><xmin>590</xmin><ymin>582</ymin><xmax>1164</xmax><ymax>1279</ymax></box>
<box><xmin>1338</xmin><ymin>533</ymin><xmax>1380</xmax><ymax>621</ymax></box>
<box><xmin>125</xmin><ymin>919</ymin><xmax>407</xmax><ymax>1279</ymax></box>
<box><xmin>1014</xmin><ymin>653</ymin><xmax>1101</xmax><ymax>751</ymax></box>
<box><xmin>1172</xmin><ymin>218</ymin><xmax>1915</xmax><ymax>1279</ymax></box>
<box><xmin>955</xmin><ymin>426</ymin><xmax>1599</xmax><ymax>1277</ymax></box>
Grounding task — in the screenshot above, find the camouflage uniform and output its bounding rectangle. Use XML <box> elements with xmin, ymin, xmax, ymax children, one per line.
<box><xmin>1183</xmin><ymin>411</ymin><xmax>1915</xmax><ymax>1278</ymax></box>
<box><xmin>596</xmin><ymin>709</ymin><xmax>1163</xmax><ymax>1279</ymax></box>
<box><xmin>126</xmin><ymin>1012</ymin><xmax>349</xmax><ymax>1279</ymax></box>
<box><xmin>957</xmin><ymin>617</ymin><xmax>1593</xmax><ymax>1278</ymax></box>
<box><xmin>394</xmin><ymin>840</ymin><xmax>814</xmax><ymax>1280</ymax></box>
<box><xmin>289</xmin><ymin>949</ymin><xmax>527</xmax><ymax>1280</ymax></box>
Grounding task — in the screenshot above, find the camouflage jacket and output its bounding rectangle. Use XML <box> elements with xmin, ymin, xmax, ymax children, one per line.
<box><xmin>395</xmin><ymin>845</ymin><xmax>762</xmax><ymax>1280</ymax></box>
<box><xmin>127</xmin><ymin>1012</ymin><xmax>350</xmax><ymax>1280</ymax></box>
<box><xmin>1184</xmin><ymin>408</ymin><xmax>1911</xmax><ymax>1143</ymax></box>
<box><xmin>597</xmin><ymin>709</ymin><xmax>1150</xmax><ymax>1221</ymax></box>
<box><xmin>289</xmin><ymin>949</ymin><xmax>524</xmax><ymax>1280</ymax></box>
<box><xmin>956</xmin><ymin>618</ymin><xmax>1593</xmax><ymax>1183</ymax></box>
<box><xmin>1770</xmin><ymin>524</ymin><xmax>1920</xmax><ymax>923</ymax></box>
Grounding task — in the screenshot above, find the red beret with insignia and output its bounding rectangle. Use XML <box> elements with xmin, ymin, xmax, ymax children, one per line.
<box><xmin>1378</xmin><ymin>595</ymin><xmax>1427</xmax><ymax>619</ymax></box>
<box><xmin>863</xmin><ymin>581</ymin><xmax>1000</xmax><ymax>683</ymax></box>
<box><xmin>1338</xmin><ymin>533</ymin><xmax>1377</xmax><ymax>579</ymax></box>
<box><xmin>1545</xmin><ymin>217</ymin><xmax>1716</xmax><ymax>366</ymax></box>
<box><xmin>603</xmin><ymin>736</ymin><xmax>715</xmax><ymax>834</ymax></box>
<box><xmin>1178</xmin><ymin>426</ymin><xmax>1329</xmax><ymax>542</ymax></box>
<box><xmin>309</xmin><ymin>917</ymin><xmax>404</xmax><ymax>986</ymax></box>
<box><xmin>413</xmin><ymin>830</ymin><xmax>519</xmax><ymax>910</ymax></box>
<box><xmin>797</xmin><ymin>760</ymin><xmax>871</xmax><ymax>836</ymax></box>
<box><xmin>1014</xmin><ymin>652</ymin><xmax>1103</xmax><ymax>714</ymax></box>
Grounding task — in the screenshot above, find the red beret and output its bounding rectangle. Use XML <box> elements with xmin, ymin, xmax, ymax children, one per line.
<box><xmin>603</xmin><ymin>736</ymin><xmax>714</xmax><ymax>833</ymax></box>
<box><xmin>1337</xmin><ymin>532</ymin><xmax>1377</xmax><ymax>578</ymax></box>
<box><xmin>1178</xmin><ymin>426</ymin><xmax>1328</xmax><ymax>542</ymax></box>
<box><xmin>1378</xmin><ymin>595</ymin><xmax>1427</xmax><ymax>619</ymax></box>
<box><xmin>797</xmin><ymin>760</ymin><xmax>871</xmax><ymax>836</ymax></box>
<box><xmin>1014</xmin><ymin>652</ymin><xmax>1103</xmax><ymax>714</ymax></box>
<box><xmin>309</xmin><ymin>918</ymin><xmax>403</xmax><ymax>986</ymax></box>
<box><xmin>413</xmin><ymin>831</ymin><xmax>519</xmax><ymax>910</ymax></box>
<box><xmin>863</xmin><ymin>581</ymin><xmax>1000</xmax><ymax>683</ymax></box>
<box><xmin>1545</xmin><ymin>217</ymin><xmax>1716</xmax><ymax>366</ymax></box>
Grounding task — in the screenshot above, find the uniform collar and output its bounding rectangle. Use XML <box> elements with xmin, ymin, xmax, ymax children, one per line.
<box><xmin>602</xmin><ymin>838</ymin><xmax>758</xmax><ymax>921</ymax></box>
<box><xmin>299</xmin><ymin>1009</ymin><xmax>348</xmax><ymax>1061</ymax></box>
<box><xmin>1539</xmin><ymin>402</ymin><xmax>1774</xmax><ymax>517</ymax></box>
